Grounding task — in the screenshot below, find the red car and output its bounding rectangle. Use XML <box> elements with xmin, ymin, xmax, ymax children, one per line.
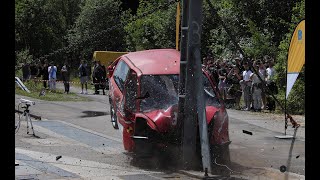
<box><xmin>108</xmin><ymin>49</ymin><xmax>230</xmax><ymax>166</ymax></box>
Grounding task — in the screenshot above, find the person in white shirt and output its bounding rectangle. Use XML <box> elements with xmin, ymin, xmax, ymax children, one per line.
<box><xmin>266</xmin><ymin>61</ymin><xmax>275</xmax><ymax>82</ymax></box>
<box><xmin>240</xmin><ymin>62</ymin><xmax>253</xmax><ymax>111</ymax></box>
<box><xmin>265</xmin><ymin>60</ymin><xmax>277</xmax><ymax>111</ymax></box>
<box><xmin>250</xmin><ymin>65</ymin><xmax>263</xmax><ymax>111</ymax></box>
<box><xmin>48</xmin><ymin>61</ymin><xmax>57</xmax><ymax>92</ymax></box>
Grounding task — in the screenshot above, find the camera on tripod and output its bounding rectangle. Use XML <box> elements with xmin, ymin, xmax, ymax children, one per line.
<box><xmin>19</xmin><ymin>98</ymin><xmax>35</xmax><ymax>106</ymax></box>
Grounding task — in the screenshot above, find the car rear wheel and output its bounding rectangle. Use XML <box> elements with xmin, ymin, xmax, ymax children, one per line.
<box><xmin>110</xmin><ymin>104</ymin><xmax>119</xmax><ymax>129</ymax></box>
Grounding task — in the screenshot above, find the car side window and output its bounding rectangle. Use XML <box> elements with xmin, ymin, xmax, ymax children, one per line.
<box><xmin>113</xmin><ymin>60</ymin><xmax>130</xmax><ymax>92</ymax></box>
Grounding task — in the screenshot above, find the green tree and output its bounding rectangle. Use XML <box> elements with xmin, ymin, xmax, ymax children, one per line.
<box><xmin>124</xmin><ymin>0</ymin><xmax>176</xmax><ymax>51</ymax></box>
<box><xmin>15</xmin><ymin>0</ymin><xmax>68</xmax><ymax>58</ymax></box>
<box><xmin>67</xmin><ymin>0</ymin><xmax>129</xmax><ymax>64</ymax></box>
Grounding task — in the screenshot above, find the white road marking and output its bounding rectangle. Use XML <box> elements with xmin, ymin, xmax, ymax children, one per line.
<box><xmin>43</xmin><ymin>119</ymin><xmax>122</xmax><ymax>143</ymax></box>
<box><xmin>18</xmin><ymin>121</ymin><xmax>122</xmax><ymax>155</ymax></box>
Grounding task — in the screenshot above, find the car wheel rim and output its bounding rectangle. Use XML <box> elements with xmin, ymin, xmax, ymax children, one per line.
<box><xmin>111</xmin><ymin>106</ymin><xmax>116</xmax><ymax>127</ymax></box>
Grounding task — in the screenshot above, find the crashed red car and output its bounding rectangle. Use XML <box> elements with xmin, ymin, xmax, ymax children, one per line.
<box><xmin>108</xmin><ymin>49</ymin><xmax>230</xmax><ymax>164</ymax></box>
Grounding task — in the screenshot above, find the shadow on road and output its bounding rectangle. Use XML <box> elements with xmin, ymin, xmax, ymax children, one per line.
<box><xmin>80</xmin><ymin>111</ymin><xmax>109</xmax><ymax>118</ymax></box>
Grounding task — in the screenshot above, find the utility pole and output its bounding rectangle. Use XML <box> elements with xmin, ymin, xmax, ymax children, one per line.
<box><xmin>177</xmin><ymin>0</ymin><xmax>189</xmax><ymax>164</ymax></box>
<box><xmin>179</xmin><ymin>0</ymin><xmax>211</xmax><ymax>172</ymax></box>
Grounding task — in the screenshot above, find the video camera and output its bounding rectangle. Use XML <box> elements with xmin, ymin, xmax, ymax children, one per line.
<box><xmin>19</xmin><ymin>98</ymin><xmax>35</xmax><ymax>106</ymax></box>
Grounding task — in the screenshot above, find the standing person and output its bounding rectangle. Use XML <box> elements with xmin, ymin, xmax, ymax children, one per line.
<box><xmin>29</xmin><ymin>62</ymin><xmax>38</xmax><ymax>80</ymax></box>
<box><xmin>265</xmin><ymin>60</ymin><xmax>277</xmax><ymax>111</ymax></box>
<box><xmin>218</xmin><ymin>61</ymin><xmax>228</xmax><ymax>100</ymax></box>
<box><xmin>100</xmin><ymin>63</ymin><xmax>107</xmax><ymax>95</ymax></box>
<box><xmin>257</xmin><ymin>60</ymin><xmax>267</xmax><ymax>109</ymax></box>
<box><xmin>227</xmin><ymin>65</ymin><xmax>243</xmax><ymax>110</ymax></box>
<box><xmin>250</xmin><ymin>65</ymin><xmax>263</xmax><ymax>112</ymax></box>
<box><xmin>78</xmin><ymin>60</ymin><xmax>88</xmax><ymax>94</ymax></box>
<box><xmin>61</xmin><ymin>61</ymin><xmax>70</xmax><ymax>94</ymax></box>
<box><xmin>92</xmin><ymin>60</ymin><xmax>106</xmax><ymax>95</ymax></box>
<box><xmin>92</xmin><ymin>60</ymin><xmax>100</xmax><ymax>94</ymax></box>
<box><xmin>240</xmin><ymin>62</ymin><xmax>253</xmax><ymax>111</ymax></box>
<box><xmin>266</xmin><ymin>60</ymin><xmax>276</xmax><ymax>82</ymax></box>
<box><xmin>38</xmin><ymin>60</ymin><xmax>49</xmax><ymax>89</ymax></box>
<box><xmin>48</xmin><ymin>61</ymin><xmax>57</xmax><ymax>92</ymax></box>
<box><xmin>22</xmin><ymin>62</ymin><xmax>31</xmax><ymax>82</ymax></box>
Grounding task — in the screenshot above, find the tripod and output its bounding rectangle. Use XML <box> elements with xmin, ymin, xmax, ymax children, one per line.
<box><xmin>15</xmin><ymin>103</ymin><xmax>38</xmax><ymax>137</ymax></box>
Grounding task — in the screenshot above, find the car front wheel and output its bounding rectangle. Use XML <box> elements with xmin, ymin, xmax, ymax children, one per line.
<box><xmin>110</xmin><ymin>104</ymin><xmax>119</xmax><ymax>129</ymax></box>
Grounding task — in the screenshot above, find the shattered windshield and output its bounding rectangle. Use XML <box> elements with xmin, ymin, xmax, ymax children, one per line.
<box><xmin>140</xmin><ymin>74</ymin><xmax>220</xmax><ymax>112</ymax></box>
<box><xmin>140</xmin><ymin>75</ymin><xmax>179</xmax><ymax>112</ymax></box>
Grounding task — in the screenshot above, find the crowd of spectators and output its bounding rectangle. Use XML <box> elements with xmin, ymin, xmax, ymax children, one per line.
<box><xmin>203</xmin><ymin>54</ymin><xmax>278</xmax><ymax>112</ymax></box>
<box><xmin>20</xmin><ymin>59</ymin><xmax>107</xmax><ymax>95</ymax></box>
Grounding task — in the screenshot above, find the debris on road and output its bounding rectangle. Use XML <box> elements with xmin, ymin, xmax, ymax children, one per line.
<box><xmin>242</xmin><ymin>130</ymin><xmax>253</xmax><ymax>135</ymax></box>
<box><xmin>56</xmin><ymin>155</ymin><xmax>62</xmax><ymax>161</ymax></box>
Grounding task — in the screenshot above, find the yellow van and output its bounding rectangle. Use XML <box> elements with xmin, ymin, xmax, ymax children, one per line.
<box><xmin>92</xmin><ymin>51</ymin><xmax>128</xmax><ymax>68</ymax></box>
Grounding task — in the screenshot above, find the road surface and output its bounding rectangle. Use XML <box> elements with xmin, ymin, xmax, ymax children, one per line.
<box><xmin>15</xmin><ymin>84</ymin><xmax>305</xmax><ymax>179</ymax></box>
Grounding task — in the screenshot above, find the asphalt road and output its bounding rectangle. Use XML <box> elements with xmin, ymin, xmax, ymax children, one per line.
<box><xmin>15</xmin><ymin>84</ymin><xmax>305</xmax><ymax>179</ymax></box>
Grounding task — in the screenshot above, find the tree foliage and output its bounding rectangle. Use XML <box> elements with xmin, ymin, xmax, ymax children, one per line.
<box><xmin>66</xmin><ymin>0</ymin><xmax>129</xmax><ymax>65</ymax></box>
<box><xmin>124</xmin><ymin>0</ymin><xmax>176</xmax><ymax>51</ymax></box>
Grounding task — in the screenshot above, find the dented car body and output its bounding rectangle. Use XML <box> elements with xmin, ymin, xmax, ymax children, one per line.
<box><xmin>108</xmin><ymin>49</ymin><xmax>230</xmax><ymax>161</ymax></box>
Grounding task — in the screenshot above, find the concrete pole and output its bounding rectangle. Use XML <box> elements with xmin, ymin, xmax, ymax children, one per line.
<box><xmin>181</xmin><ymin>0</ymin><xmax>211</xmax><ymax>172</ymax></box>
<box><xmin>177</xmin><ymin>0</ymin><xmax>189</xmax><ymax>162</ymax></box>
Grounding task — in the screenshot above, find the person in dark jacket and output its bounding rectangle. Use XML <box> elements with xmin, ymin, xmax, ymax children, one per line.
<box><xmin>37</xmin><ymin>60</ymin><xmax>49</xmax><ymax>89</ymax></box>
<box><xmin>22</xmin><ymin>62</ymin><xmax>31</xmax><ymax>82</ymax></box>
<box><xmin>61</xmin><ymin>61</ymin><xmax>70</xmax><ymax>94</ymax></box>
<box><xmin>92</xmin><ymin>60</ymin><xmax>106</xmax><ymax>95</ymax></box>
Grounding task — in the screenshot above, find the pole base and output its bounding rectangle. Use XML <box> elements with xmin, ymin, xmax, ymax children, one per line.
<box><xmin>275</xmin><ymin>135</ymin><xmax>294</xmax><ymax>139</ymax></box>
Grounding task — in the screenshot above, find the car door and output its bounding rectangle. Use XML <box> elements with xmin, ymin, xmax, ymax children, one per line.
<box><xmin>111</xmin><ymin>59</ymin><xmax>130</xmax><ymax>122</ymax></box>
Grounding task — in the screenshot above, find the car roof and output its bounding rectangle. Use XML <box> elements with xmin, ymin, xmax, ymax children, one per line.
<box><xmin>123</xmin><ymin>49</ymin><xmax>180</xmax><ymax>75</ymax></box>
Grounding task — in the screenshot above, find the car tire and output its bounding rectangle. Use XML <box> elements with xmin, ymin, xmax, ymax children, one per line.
<box><xmin>110</xmin><ymin>104</ymin><xmax>119</xmax><ymax>129</ymax></box>
<box><xmin>207</xmin><ymin>121</ymin><xmax>231</xmax><ymax>176</ymax></box>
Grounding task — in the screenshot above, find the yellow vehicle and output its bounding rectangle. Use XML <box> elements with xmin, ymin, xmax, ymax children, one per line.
<box><xmin>92</xmin><ymin>51</ymin><xmax>128</xmax><ymax>68</ymax></box>
<box><xmin>92</xmin><ymin>51</ymin><xmax>128</xmax><ymax>90</ymax></box>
